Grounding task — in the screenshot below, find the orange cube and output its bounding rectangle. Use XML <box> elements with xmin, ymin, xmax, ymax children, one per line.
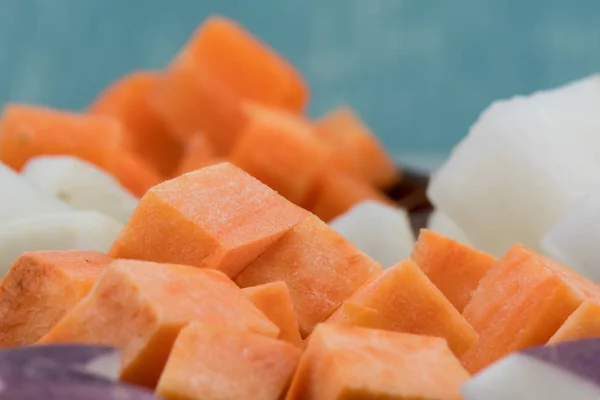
<box><xmin>549</xmin><ymin>300</ymin><xmax>600</xmax><ymax>344</ymax></box>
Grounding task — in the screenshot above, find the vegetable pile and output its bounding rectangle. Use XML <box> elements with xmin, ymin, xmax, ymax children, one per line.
<box><xmin>1</xmin><ymin>13</ymin><xmax>600</xmax><ymax>400</ymax></box>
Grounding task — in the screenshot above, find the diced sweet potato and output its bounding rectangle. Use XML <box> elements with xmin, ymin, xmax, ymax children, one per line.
<box><xmin>286</xmin><ymin>324</ymin><xmax>470</xmax><ymax>400</ymax></box>
<box><xmin>236</xmin><ymin>215</ymin><xmax>382</xmax><ymax>337</ymax></box>
<box><xmin>0</xmin><ymin>250</ymin><xmax>112</xmax><ymax>347</ymax></box>
<box><xmin>461</xmin><ymin>244</ymin><xmax>600</xmax><ymax>373</ymax></box>
<box><xmin>174</xmin><ymin>134</ymin><xmax>222</xmax><ymax>176</ymax></box>
<box><xmin>152</xmin><ymin>16</ymin><xmax>308</xmax><ymax>153</ymax></box>
<box><xmin>548</xmin><ymin>300</ymin><xmax>600</xmax><ymax>344</ymax></box>
<box><xmin>411</xmin><ymin>229</ymin><xmax>497</xmax><ymax>312</ymax></box>
<box><xmin>89</xmin><ymin>71</ymin><xmax>183</xmax><ymax>177</ymax></box>
<box><xmin>316</xmin><ymin>106</ymin><xmax>399</xmax><ymax>188</ymax></box>
<box><xmin>230</xmin><ymin>103</ymin><xmax>330</xmax><ymax>205</ymax></box>
<box><xmin>326</xmin><ymin>259</ymin><xmax>477</xmax><ymax>357</ymax></box>
<box><xmin>110</xmin><ymin>162</ymin><xmax>310</xmax><ymax>278</ymax></box>
<box><xmin>38</xmin><ymin>259</ymin><xmax>279</xmax><ymax>388</ymax></box>
<box><xmin>157</xmin><ymin>322</ymin><xmax>301</xmax><ymax>400</ymax></box>
<box><xmin>0</xmin><ymin>104</ymin><xmax>123</xmax><ymax>171</ymax></box>
<box><xmin>242</xmin><ymin>281</ymin><xmax>302</xmax><ymax>347</ymax></box>
<box><xmin>110</xmin><ymin>152</ymin><xmax>163</xmax><ymax>197</ymax></box>
<box><xmin>307</xmin><ymin>169</ymin><xmax>393</xmax><ymax>222</ymax></box>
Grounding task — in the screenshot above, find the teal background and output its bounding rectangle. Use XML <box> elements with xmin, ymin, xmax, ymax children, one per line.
<box><xmin>0</xmin><ymin>0</ymin><xmax>599</xmax><ymax>169</ymax></box>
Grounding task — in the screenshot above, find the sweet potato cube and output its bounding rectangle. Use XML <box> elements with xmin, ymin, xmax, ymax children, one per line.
<box><xmin>236</xmin><ymin>215</ymin><xmax>382</xmax><ymax>336</ymax></box>
<box><xmin>286</xmin><ymin>324</ymin><xmax>470</xmax><ymax>400</ymax></box>
<box><xmin>461</xmin><ymin>244</ymin><xmax>600</xmax><ymax>373</ymax></box>
<box><xmin>326</xmin><ymin>259</ymin><xmax>477</xmax><ymax>357</ymax></box>
<box><xmin>110</xmin><ymin>162</ymin><xmax>310</xmax><ymax>278</ymax></box>
<box><xmin>89</xmin><ymin>71</ymin><xmax>183</xmax><ymax>177</ymax></box>
<box><xmin>0</xmin><ymin>250</ymin><xmax>112</xmax><ymax>347</ymax></box>
<box><xmin>411</xmin><ymin>229</ymin><xmax>497</xmax><ymax>312</ymax></box>
<box><xmin>38</xmin><ymin>259</ymin><xmax>279</xmax><ymax>388</ymax></box>
<box><xmin>242</xmin><ymin>281</ymin><xmax>302</xmax><ymax>347</ymax></box>
<box><xmin>157</xmin><ymin>322</ymin><xmax>301</xmax><ymax>400</ymax></box>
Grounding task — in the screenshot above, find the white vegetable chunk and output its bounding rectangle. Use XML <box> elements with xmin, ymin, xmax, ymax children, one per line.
<box><xmin>0</xmin><ymin>162</ymin><xmax>70</xmax><ymax>225</ymax></box>
<box><xmin>0</xmin><ymin>210</ymin><xmax>123</xmax><ymax>276</ymax></box>
<box><xmin>21</xmin><ymin>156</ymin><xmax>138</xmax><ymax>223</ymax></box>
<box><xmin>328</xmin><ymin>201</ymin><xmax>415</xmax><ymax>268</ymax></box>
<box><xmin>542</xmin><ymin>184</ymin><xmax>600</xmax><ymax>283</ymax></box>
<box><xmin>428</xmin><ymin>75</ymin><xmax>600</xmax><ymax>256</ymax></box>
<box><xmin>427</xmin><ymin>210</ymin><xmax>471</xmax><ymax>245</ymax></box>
<box><xmin>462</xmin><ymin>338</ymin><xmax>600</xmax><ymax>400</ymax></box>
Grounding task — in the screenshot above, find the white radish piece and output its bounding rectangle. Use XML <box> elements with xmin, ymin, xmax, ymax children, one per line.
<box><xmin>542</xmin><ymin>184</ymin><xmax>600</xmax><ymax>283</ymax></box>
<box><xmin>328</xmin><ymin>201</ymin><xmax>414</xmax><ymax>268</ymax></box>
<box><xmin>0</xmin><ymin>162</ymin><xmax>70</xmax><ymax>225</ymax></box>
<box><xmin>21</xmin><ymin>156</ymin><xmax>138</xmax><ymax>223</ymax></box>
<box><xmin>427</xmin><ymin>210</ymin><xmax>471</xmax><ymax>245</ymax></box>
<box><xmin>462</xmin><ymin>338</ymin><xmax>600</xmax><ymax>400</ymax></box>
<box><xmin>0</xmin><ymin>210</ymin><xmax>123</xmax><ymax>276</ymax></box>
<box><xmin>428</xmin><ymin>75</ymin><xmax>600</xmax><ymax>256</ymax></box>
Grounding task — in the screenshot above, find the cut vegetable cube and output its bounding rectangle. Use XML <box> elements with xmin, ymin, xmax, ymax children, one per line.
<box><xmin>428</xmin><ymin>75</ymin><xmax>600</xmax><ymax>256</ymax></box>
<box><xmin>21</xmin><ymin>155</ymin><xmax>138</xmax><ymax>223</ymax></box>
<box><xmin>329</xmin><ymin>200</ymin><xmax>415</xmax><ymax>268</ymax></box>
<box><xmin>549</xmin><ymin>299</ymin><xmax>600</xmax><ymax>344</ymax></box>
<box><xmin>0</xmin><ymin>250</ymin><xmax>112</xmax><ymax>347</ymax></box>
<box><xmin>89</xmin><ymin>71</ymin><xmax>183</xmax><ymax>177</ymax></box>
<box><xmin>461</xmin><ymin>244</ymin><xmax>600</xmax><ymax>373</ymax></box>
<box><xmin>230</xmin><ymin>103</ymin><xmax>330</xmax><ymax>205</ymax></box>
<box><xmin>110</xmin><ymin>162</ymin><xmax>310</xmax><ymax>278</ymax></box>
<box><xmin>236</xmin><ymin>215</ymin><xmax>382</xmax><ymax>336</ymax></box>
<box><xmin>38</xmin><ymin>259</ymin><xmax>279</xmax><ymax>388</ymax></box>
<box><xmin>0</xmin><ymin>210</ymin><xmax>123</xmax><ymax>276</ymax></box>
<box><xmin>286</xmin><ymin>324</ymin><xmax>470</xmax><ymax>400</ymax></box>
<box><xmin>157</xmin><ymin>323</ymin><xmax>301</xmax><ymax>400</ymax></box>
<box><xmin>316</xmin><ymin>106</ymin><xmax>398</xmax><ymax>188</ymax></box>
<box><xmin>242</xmin><ymin>281</ymin><xmax>302</xmax><ymax>347</ymax></box>
<box><xmin>326</xmin><ymin>259</ymin><xmax>477</xmax><ymax>357</ymax></box>
<box><xmin>0</xmin><ymin>103</ymin><xmax>124</xmax><ymax>172</ymax></box>
<box><xmin>411</xmin><ymin>229</ymin><xmax>496</xmax><ymax>312</ymax></box>
<box><xmin>152</xmin><ymin>16</ymin><xmax>308</xmax><ymax>152</ymax></box>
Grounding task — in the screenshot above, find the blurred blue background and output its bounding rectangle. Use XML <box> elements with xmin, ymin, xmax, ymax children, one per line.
<box><xmin>0</xmin><ymin>0</ymin><xmax>599</xmax><ymax>170</ymax></box>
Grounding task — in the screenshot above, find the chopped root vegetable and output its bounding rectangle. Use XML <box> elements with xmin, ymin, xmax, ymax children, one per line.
<box><xmin>461</xmin><ymin>244</ymin><xmax>600</xmax><ymax>373</ymax></box>
<box><xmin>326</xmin><ymin>259</ymin><xmax>478</xmax><ymax>357</ymax></box>
<box><xmin>549</xmin><ymin>300</ymin><xmax>600</xmax><ymax>344</ymax></box>
<box><xmin>0</xmin><ymin>210</ymin><xmax>123</xmax><ymax>276</ymax></box>
<box><xmin>286</xmin><ymin>324</ymin><xmax>470</xmax><ymax>400</ymax></box>
<box><xmin>411</xmin><ymin>229</ymin><xmax>497</xmax><ymax>312</ymax></box>
<box><xmin>157</xmin><ymin>323</ymin><xmax>301</xmax><ymax>400</ymax></box>
<box><xmin>236</xmin><ymin>215</ymin><xmax>382</xmax><ymax>337</ymax></box>
<box><xmin>0</xmin><ymin>250</ymin><xmax>112</xmax><ymax>347</ymax></box>
<box><xmin>110</xmin><ymin>152</ymin><xmax>163</xmax><ymax>198</ymax></box>
<box><xmin>316</xmin><ymin>106</ymin><xmax>399</xmax><ymax>189</ymax></box>
<box><xmin>38</xmin><ymin>259</ymin><xmax>279</xmax><ymax>388</ymax></box>
<box><xmin>110</xmin><ymin>162</ymin><xmax>310</xmax><ymax>278</ymax></box>
<box><xmin>0</xmin><ymin>103</ymin><xmax>124</xmax><ymax>172</ymax></box>
<box><xmin>152</xmin><ymin>15</ymin><xmax>308</xmax><ymax>152</ymax></box>
<box><xmin>88</xmin><ymin>71</ymin><xmax>183</xmax><ymax>177</ymax></box>
<box><xmin>21</xmin><ymin>155</ymin><xmax>138</xmax><ymax>223</ymax></box>
<box><xmin>230</xmin><ymin>103</ymin><xmax>330</xmax><ymax>205</ymax></box>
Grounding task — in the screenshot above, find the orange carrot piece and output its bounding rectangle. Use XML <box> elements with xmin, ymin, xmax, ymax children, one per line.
<box><xmin>230</xmin><ymin>103</ymin><xmax>331</xmax><ymax>205</ymax></box>
<box><xmin>157</xmin><ymin>322</ymin><xmax>301</xmax><ymax>400</ymax></box>
<box><xmin>0</xmin><ymin>104</ymin><xmax>123</xmax><ymax>171</ymax></box>
<box><xmin>38</xmin><ymin>259</ymin><xmax>279</xmax><ymax>388</ymax></box>
<box><xmin>110</xmin><ymin>151</ymin><xmax>163</xmax><ymax>197</ymax></box>
<box><xmin>307</xmin><ymin>169</ymin><xmax>393</xmax><ymax>222</ymax></box>
<box><xmin>411</xmin><ymin>229</ymin><xmax>497</xmax><ymax>312</ymax></box>
<box><xmin>110</xmin><ymin>162</ymin><xmax>311</xmax><ymax>278</ymax></box>
<box><xmin>236</xmin><ymin>215</ymin><xmax>382</xmax><ymax>337</ymax></box>
<box><xmin>151</xmin><ymin>16</ymin><xmax>308</xmax><ymax>153</ymax></box>
<box><xmin>316</xmin><ymin>106</ymin><xmax>399</xmax><ymax>188</ymax></box>
<box><xmin>173</xmin><ymin>133</ymin><xmax>223</xmax><ymax>176</ymax></box>
<box><xmin>89</xmin><ymin>71</ymin><xmax>183</xmax><ymax>177</ymax></box>
<box><xmin>286</xmin><ymin>324</ymin><xmax>470</xmax><ymax>400</ymax></box>
<box><xmin>242</xmin><ymin>281</ymin><xmax>303</xmax><ymax>347</ymax></box>
<box><xmin>326</xmin><ymin>259</ymin><xmax>477</xmax><ymax>358</ymax></box>
<box><xmin>0</xmin><ymin>250</ymin><xmax>112</xmax><ymax>347</ymax></box>
<box><xmin>548</xmin><ymin>300</ymin><xmax>600</xmax><ymax>344</ymax></box>
<box><xmin>461</xmin><ymin>244</ymin><xmax>600</xmax><ymax>373</ymax></box>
